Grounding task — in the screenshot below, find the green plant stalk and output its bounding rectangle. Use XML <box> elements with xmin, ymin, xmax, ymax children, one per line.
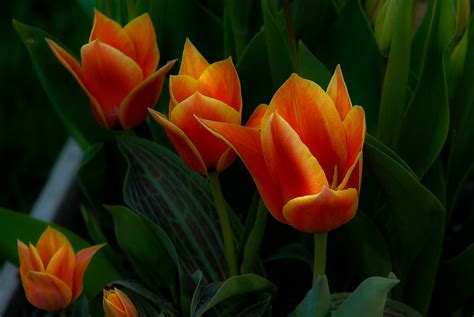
<box><xmin>313</xmin><ymin>232</ymin><xmax>328</xmax><ymax>283</ymax></box>
<box><xmin>208</xmin><ymin>171</ymin><xmax>238</xmax><ymax>276</ymax></box>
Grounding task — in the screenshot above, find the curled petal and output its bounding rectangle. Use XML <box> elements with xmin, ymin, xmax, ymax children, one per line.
<box><xmin>124</xmin><ymin>13</ymin><xmax>159</xmax><ymax>77</ymax></box>
<box><xmin>22</xmin><ymin>271</ymin><xmax>72</xmax><ymax>312</ymax></box>
<box><xmin>246</xmin><ymin>104</ymin><xmax>268</xmax><ymax>130</ymax></box>
<box><xmin>119</xmin><ymin>59</ymin><xmax>176</xmax><ymax>129</ymax></box>
<box><xmin>327</xmin><ymin>65</ymin><xmax>352</xmax><ymax>120</ymax></box>
<box><xmin>199</xmin><ymin>119</ymin><xmax>285</xmax><ymax>222</ymax></box>
<box><xmin>45</xmin><ymin>245</ymin><xmax>75</xmax><ymax>290</ymax></box>
<box><xmin>18</xmin><ymin>241</ymin><xmax>45</xmax><ymax>278</ymax></box>
<box><xmin>283</xmin><ymin>187</ymin><xmax>358</xmax><ymax>233</ymax></box>
<box><xmin>149</xmin><ymin>109</ymin><xmax>207</xmax><ymax>174</ymax></box>
<box><xmin>198</xmin><ymin>58</ymin><xmax>242</xmax><ymax>112</ymax></box>
<box><xmin>72</xmin><ymin>244</ymin><xmax>104</xmax><ymax>301</ymax></box>
<box><xmin>342</xmin><ymin>106</ymin><xmax>366</xmax><ymax>173</ymax></box>
<box><xmin>90</xmin><ymin>9</ymin><xmax>136</xmax><ymax>59</ymax></box>
<box><xmin>36</xmin><ymin>227</ymin><xmax>72</xmax><ymax>268</ymax></box>
<box><xmin>261</xmin><ymin>113</ymin><xmax>328</xmax><ymax>202</ymax></box>
<box><xmin>179</xmin><ymin>38</ymin><xmax>209</xmax><ymax>78</ymax></box>
<box><xmin>216</xmin><ymin>148</ymin><xmax>237</xmax><ymax>172</ymax></box>
<box><xmin>170</xmin><ymin>93</ymin><xmax>240</xmax><ymax>171</ymax></box>
<box><xmin>169</xmin><ymin>75</ymin><xmax>200</xmax><ymax>111</ymax></box>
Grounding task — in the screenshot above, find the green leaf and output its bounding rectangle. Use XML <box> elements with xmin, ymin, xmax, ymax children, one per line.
<box><xmin>117</xmin><ymin>136</ymin><xmax>242</xmax><ymax>282</ymax></box>
<box><xmin>332</xmin><ymin>275</ymin><xmax>399</xmax><ymax>317</ymax></box>
<box><xmin>396</xmin><ymin>0</ymin><xmax>455</xmax><ymax>177</ymax></box>
<box><xmin>12</xmin><ymin>20</ymin><xmax>110</xmax><ymax>149</ymax></box>
<box><xmin>261</xmin><ymin>0</ymin><xmax>295</xmax><ymax>88</ymax></box>
<box><xmin>422</xmin><ymin>158</ymin><xmax>447</xmax><ymax>207</ymax></box>
<box><xmin>72</xmin><ymin>295</ymin><xmax>90</xmax><ymax>317</ymax></box>
<box><xmin>316</xmin><ymin>0</ymin><xmax>382</xmax><ymax>133</ymax></box>
<box><xmin>288</xmin><ymin>275</ymin><xmax>331</xmax><ymax>317</ymax></box>
<box><xmin>296</xmin><ymin>41</ymin><xmax>331</xmax><ymax>87</ymax></box>
<box><xmin>224</xmin><ymin>0</ymin><xmax>254</xmax><ymax>58</ymax></box>
<box><xmin>241</xmin><ymin>199</ymin><xmax>268</xmax><ymax>274</ymax></box>
<box><xmin>190</xmin><ymin>273</ymin><xmax>276</xmax><ymax>317</ymax></box>
<box><xmin>0</xmin><ymin>208</ymin><xmax>122</xmax><ymax>298</ymax></box>
<box><xmin>377</xmin><ymin>0</ymin><xmax>413</xmax><ymax>147</ymax></box>
<box><xmin>106</xmin><ymin>205</ymin><xmax>176</xmax><ymax>290</ymax></box>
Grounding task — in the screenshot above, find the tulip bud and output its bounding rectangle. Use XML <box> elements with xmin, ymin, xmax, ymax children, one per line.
<box><xmin>374</xmin><ymin>0</ymin><xmax>399</xmax><ymax>57</ymax></box>
<box><xmin>455</xmin><ymin>0</ymin><xmax>470</xmax><ymax>39</ymax></box>
<box><xmin>103</xmin><ymin>288</ymin><xmax>138</xmax><ymax>317</ymax></box>
<box><xmin>364</xmin><ymin>0</ymin><xmax>386</xmax><ymax>24</ymax></box>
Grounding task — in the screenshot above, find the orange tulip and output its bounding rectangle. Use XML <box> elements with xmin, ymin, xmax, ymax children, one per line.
<box><xmin>47</xmin><ymin>9</ymin><xmax>176</xmax><ymax>129</ymax></box>
<box><xmin>17</xmin><ymin>226</ymin><xmax>104</xmax><ymax>312</ymax></box>
<box><xmin>149</xmin><ymin>38</ymin><xmax>242</xmax><ymax>175</ymax></box>
<box><xmin>201</xmin><ymin>67</ymin><xmax>366</xmax><ymax>233</ymax></box>
<box><xmin>103</xmin><ymin>288</ymin><xmax>138</xmax><ymax>317</ymax></box>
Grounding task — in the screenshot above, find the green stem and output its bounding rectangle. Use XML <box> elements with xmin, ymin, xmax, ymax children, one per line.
<box><xmin>59</xmin><ymin>310</ymin><xmax>67</xmax><ymax>317</ymax></box>
<box><xmin>208</xmin><ymin>171</ymin><xmax>238</xmax><ymax>276</ymax></box>
<box><xmin>313</xmin><ymin>232</ymin><xmax>328</xmax><ymax>283</ymax></box>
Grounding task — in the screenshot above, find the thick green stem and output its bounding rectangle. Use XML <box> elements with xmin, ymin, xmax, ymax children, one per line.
<box><xmin>208</xmin><ymin>171</ymin><xmax>238</xmax><ymax>276</ymax></box>
<box><xmin>313</xmin><ymin>232</ymin><xmax>328</xmax><ymax>283</ymax></box>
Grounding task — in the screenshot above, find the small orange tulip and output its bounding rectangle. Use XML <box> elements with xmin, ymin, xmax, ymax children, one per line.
<box><xmin>103</xmin><ymin>288</ymin><xmax>138</xmax><ymax>317</ymax></box>
<box><xmin>149</xmin><ymin>39</ymin><xmax>242</xmax><ymax>175</ymax></box>
<box><xmin>17</xmin><ymin>226</ymin><xmax>104</xmax><ymax>312</ymax></box>
<box><xmin>47</xmin><ymin>9</ymin><xmax>176</xmax><ymax>129</ymax></box>
<box><xmin>201</xmin><ymin>67</ymin><xmax>366</xmax><ymax>233</ymax></box>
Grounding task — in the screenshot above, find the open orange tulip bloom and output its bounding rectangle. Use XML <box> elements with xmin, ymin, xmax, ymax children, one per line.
<box><xmin>47</xmin><ymin>9</ymin><xmax>175</xmax><ymax>129</ymax></box>
<box><xmin>103</xmin><ymin>288</ymin><xmax>138</xmax><ymax>317</ymax></box>
<box><xmin>149</xmin><ymin>39</ymin><xmax>242</xmax><ymax>175</ymax></box>
<box><xmin>17</xmin><ymin>226</ymin><xmax>104</xmax><ymax>312</ymax></box>
<box><xmin>201</xmin><ymin>67</ymin><xmax>366</xmax><ymax>233</ymax></box>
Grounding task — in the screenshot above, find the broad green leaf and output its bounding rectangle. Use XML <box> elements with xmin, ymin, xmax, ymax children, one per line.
<box><xmin>316</xmin><ymin>0</ymin><xmax>382</xmax><ymax>133</ymax></box>
<box><xmin>224</xmin><ymin>0</ymin><xmax>254</xmax><ymax>58</ymax></box>
<box><xmin>191</xmin><ymin>273</ymin><xmax>276</xmax><ymax>317</ymax></box>
<box><xmin>396</xmin><ymin>0</ymin><xmax>455</xmax><ymax>177</ymax></box>
<box><xmin>265</xmin><ymin>243</ymin><xmax>313</xmax><ymax>268</ymax></box>
<box><xmin>241</xmin><ymin>199</ymin><xmax>268</xmax><ymax>274</ymax></box>
<box><xmin>261</xmin><ymin>0</ymin><xmax>295</xmax><ymax>88</ymax></box>
<box><xmin>288</xmin><ymin>275</ymin><xmax>331</xmax><ymax>317</ymax></box>
<box><xmin>72</xmin><ymin>295</ymin><xmax>90</xmax><ymax>317</ymax></box>
<box><xmin>410</xmin><ymin>1</ymin><xmax>433</xmax><ymax>78</ymax></box>
<box><xmin>117</xmin><ymin>136</ymin><xmax>242</xmax><ymax>282</ymax></box>
<box><xmin>296</xmin><ymin>41</ymin><xmax>331</xmax><ymax>87</ymax></box>
<box><xmin>422</xmin><ymin>159</ymin><xmax>447</xmax><ymax>207</ymax></box>
<box><xmin>377</xmin><ymin>0</ymin><xmax>413</xmax><ymax>147</ymax></box>
<box><xmin>0</xmin><ymin>208</ymin><xmax>122</xmax><ymax>297</ymax></box>
<box><xmin>332</xmin><ymin>275</ymin><xmax>399</xmax><ymax>317</ymax></box>
<box><xmin>13</xmin><ymin>20</ymin><xmax>110</xmax><ymax>149</ymax></box>
<box><xmin>106</xmin><ymin>205</ymin><xmax>176</xmax><ymax>290</ymax></box>
<box><xmin>76</xmin><ymin>0</ymin><xmax>94</xmax><ymax>18</ymax></box>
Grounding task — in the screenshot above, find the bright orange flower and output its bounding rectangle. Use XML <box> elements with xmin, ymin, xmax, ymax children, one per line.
<box><xmin>149</xmin><ymin>38</ymin><xmax>242</xmax><ymax>175</ymax></box>
<box><xmin>47</xmin><ymin>9</ymin><xmax>176</xmax><ymax>129</ymax></box>
<box><xmin>17</xmin><ymin>226</ymin><xmax>104</xmax><ymax>312</ymax></box>
<box><xmin>201</xmin><ymin>67</ymin><xmax>366</xmax><ymax>233</ymax></box>
<box><xmin>103</xmin><ymin>288</ymin><xmax>138</xmax><ymax>317</ymax></box>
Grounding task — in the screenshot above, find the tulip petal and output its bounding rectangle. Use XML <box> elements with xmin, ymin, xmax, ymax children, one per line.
<box><xmin>169</xmin><ymin>75</ymin><xmax>200</xmax><ymax>111</ymax></box>
<box><xmin>37</xmin><ymin>227</ymin><xmax>72</xmax><ymax>268</ymax></box>
<box><xmin>283</xmin><ymin>187</ymin><xmax>358</xmax><ymax>233</ymax></box>
<box><xmin>246</xmin><ymin>104</ymin><xmax>268</xmax><ymax>130</ymax></box>
<box><xmin>179</xmin><ymin>38</ymin><xmax>209</xmax><ymax>78</ymax></box>
<box><xmin>18</xmin><ymin>241</ymin><xmax>45</xmax><ymax>278</ymax></box>
<box><xmin>89</xmin><ymin>9</ymin><xmax>136</xmax><ymax>60</ymax></box>
<box><xmin>267</xmin><ymin>73</ymin><xmax>347</xmax><ymax>182</ymax></box>
<box><xmin>45</xmin><ymin>245</ymin><xmax>75</xmax><ymax>290</ymax></box>
<box><xmin>149</xmin><ymin>109</ymin><xmax>207</xmax><ymax>174</ymax></box>
<box><xmin>116</xmin><ymin>289</ymin><xmax>138</xmax><ymax>317</ymax></box>
<box><xmin>198</xmin><ymin>58</ymin><xmax>242</xmax><ymax>112</ymax></box>
<box><xmin>119</xmin><ymin>59</ymin><xmax>176</xmax><ymax>129</ymax></box>
<box><xmin>343</xmin><ymin>106</ymin><xmax>366</xmax><ymax>171</ymax></box>
<box><xmin>124</xmin><ymin>13</ymin><xmax>159</xmax><ymax>77</ymax></box>
<box><xmin>103</xmin><ymin>293</ymin><xmax>128</xmax><ymax>317</ymax></box>
<box><xmin>327</xmin><ymin>65</ymin><xmax>352</xmax><ymax>120</ymax></box>
<box><xmin>170</xmin><ymin>93</ymin><xmax>240</xmax><ymax>171</ymax></box>
<box><xmin>338</xmin><ymin>155</ymin><xmax>363</xmax><ymax>192</ymax></box>
<box><xmin>28</xmin><ymin>244</ymin><xmax>46</xmax><ymax>272</ymax></box>
<box><xmin>199</xmin><ymin>119</ymin><xmax>285</xmax><ymax>222</ymax></box>
<box><xmin>81</xmin><ymin>40</ymin><xmax>143</xmax><ymax>128</ymax></box>
<box><xmin>72</xmin><ymin>244</ymin><xmax>104</xmax><ymax>301</ymax></box>
<box><xmin>23</xmin><ymin>271</ymin><xmax>72</xmax><ymax>312</ymax></box>
<box><xmin>261</xmin><ymin>113</ymin><xmax>328</xmax><ymax>202</ymax></box>
<box><xmin>46</xmin><ymin>39</ymin><xmax>108</xmax><ymax>128</ymax></box>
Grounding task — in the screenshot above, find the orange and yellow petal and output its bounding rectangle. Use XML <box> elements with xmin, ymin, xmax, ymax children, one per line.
<box><xmin>327</xmin><ymin>65</ymin><xmax>352</xmax><ymax>120</ymax></box>
<box><xmin>169</xmin><ymin>75</ymin><xmax>200</xmax><ymax>111</ymax></box>
<box><xmin>81</xmin><ymin>40</ymin><xmax>143</xmax><ymax>127</ymax></box>
<box><xmin>103</xmin><ymin>288</ymin><xmax>138</xmax><ymax>317</ymax></box>
<box><xmin>149</xmin><ymin>109</ymin><xmax>207</xmax><ymax>174</ymax></box>
<box><xmin>199</xmin><ymin>119</ymin><xmax>285</xmax><ymax>222</ymax></box>
<box><xmin>119</xmin><ymin>59</ymin><xmax>176</xmax><ymax>129</ymax></box>
<box><xmin>36</xmin><ymin>227</ymin><xmax>72</xmax><ymax>268</ymax></box>
<box><xmin>267</xmin><ymin>74</ymin><xmax>347</xmax><ymax>181</ymax></box>
<box><xmin>198</xmin><ymin>58</ymin><xmax>242</xmax><ymax>112</ymax></box>
<box><xmin>282</xmin><ymin>187</ymin><xmax>358</xmax><ymax>233</ymax></box>
<box><xmin>179</xmin><ymin>38</ymin><xmax>209</xmax><ymax>78</ymax></box>
<box><xmin>22</xmin><ymin>271</ymin><xmax>72</xmax><ymax>312</ymax></box>
<box><xmin>170</xmin><ymin>93</ymin><xmax>240</xmax><ymax>170</ymax></box>
<box><xmin>246</xmin><ymin>104</ymin><xmax>268</xmax><ymax>130</ymax></box>
<box><xmin>45</xmin><ymin>245</ymin><xmax>75</xmax><ymax>290</ymax></box>
<box><xmin>89</xmin><ymin>9</ymin><xmax>136</xmax><ymax>60</ymax></box>
<box><xmin>342</xmin><ymin>106</ymin><xmax>366</xmax><ymax>172</ymax></box>
<box><xmin>261</xmin><ymin>113</ymin><xmax>328</xmax><ymax>202</ymax></box>
<box><xmin>71</xmin><ymin>244</ymin><xmax>104</xmax><ymax>301</ymax></box>
<box><xmin>123</xmin><ymin>13</ymin><xmax>159</xmax><ymax>78</ymax></box>
<box><xmin>18</xmin><ymin>241</ymin><xmax>45</xmax><ymax>278</ymax></box>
